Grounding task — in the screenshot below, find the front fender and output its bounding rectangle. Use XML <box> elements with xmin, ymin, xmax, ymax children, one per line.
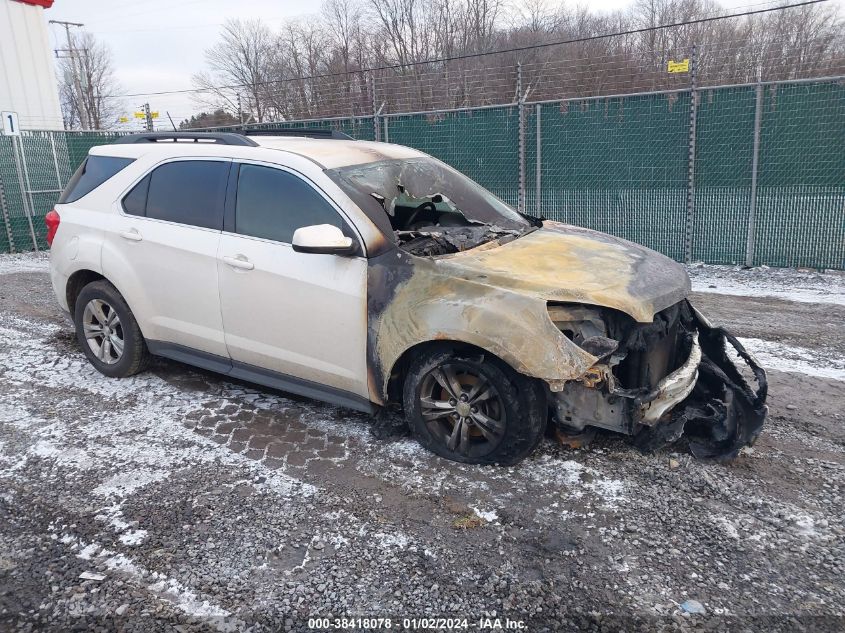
<box><xmin>370</xmin><ymin>253</ymin><xmax>598</xmax><ymax>400</ymax></box>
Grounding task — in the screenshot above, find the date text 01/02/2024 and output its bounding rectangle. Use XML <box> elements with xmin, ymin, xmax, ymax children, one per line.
<box><xmin>307</xmin><ymin>617</ymin><xmax>527</xmax><ymax>630</ymax></box>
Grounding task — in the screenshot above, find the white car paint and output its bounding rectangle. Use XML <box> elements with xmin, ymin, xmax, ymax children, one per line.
<box><xmin>217</xmin><ymin>234</ymin><xmax>368</xmax><ymax>397</ymax></box>
<box><xmin>101</xmin><ymin>157</ymin><xmax>232</xmax><ymax>357</ymax></box>
<box><xmin>215</xmin><ymin>162</ymin><xmax>369</xmax><ymax>397</ymax></box>
<box><xmin>49</xmin><ymin>136</ymin><xmax>385</xmax><ymax>402</ymax></box>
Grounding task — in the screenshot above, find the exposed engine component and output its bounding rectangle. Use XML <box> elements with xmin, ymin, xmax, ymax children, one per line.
<box><xmin>549</xmin><ymin>300</ymin><xmax>767</xmax><ymax>461</ymax></box>
<box><xmin>396</xmin><ymin>225</ymin><xmax>522</xmax><ymax>256</ymax></box>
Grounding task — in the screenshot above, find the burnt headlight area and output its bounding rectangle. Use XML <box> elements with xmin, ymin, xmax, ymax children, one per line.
<box><xmin>547</xmin><ymin>302</ymin><xmax>767</xmax><ymax>460</ymax></box>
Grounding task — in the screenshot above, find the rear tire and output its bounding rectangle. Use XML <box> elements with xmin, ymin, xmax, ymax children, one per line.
<box><xmin>73</xmin><ymin>280</ymin><xmax>150</xmax><ymax>378</ymax></box>
<box><xmin>403</xmin><ymin>347</ymin><xmax>547</xmax><ymax>465</ymax></box>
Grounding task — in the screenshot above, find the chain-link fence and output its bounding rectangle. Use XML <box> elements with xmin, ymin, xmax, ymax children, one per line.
<box><xmin>0</xmin><ymin>76</ymin><xmax>842</xmax><ymax>269</ymax></box>
<box><xmin>0</xmin><ymin>131</ymin><xmax>122</xmax><ymax>253</ymax></box>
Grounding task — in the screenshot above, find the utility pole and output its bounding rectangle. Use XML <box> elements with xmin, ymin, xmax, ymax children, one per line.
<box><xmin>141</xmin><ymin>103</ymin><xmax>154</xmax><ymax>132</ymax></box>
<box><xmin>50</xmin><ymin>20</ymin><xmax>88</xmax><ymax>130</ymax></box>
<box><xmin>237</xmin><ymin>93</ymin><xmax>244</xmax><ymax>127</ymax></box>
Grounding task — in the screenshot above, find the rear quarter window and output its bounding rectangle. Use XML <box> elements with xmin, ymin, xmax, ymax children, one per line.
<box><xmin>59</xmin><ymin>155</ymin><xmax>135</xmax><ymax>203</ymax></box>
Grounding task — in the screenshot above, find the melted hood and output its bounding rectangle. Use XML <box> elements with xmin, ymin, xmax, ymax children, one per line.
<box><xmin>436</xmin><ymin>221</ymin><xmax>690</xmax><ymax>322</ymax></box>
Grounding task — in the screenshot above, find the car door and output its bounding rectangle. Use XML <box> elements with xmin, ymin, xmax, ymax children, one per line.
<box><xmin>217</xmin><ymin>162</ymin><xmax>369</xmax><ymax>399</ymax></box>
<box><xmin>101</xmin><ymin>158</ymin><xmax>231</xmax><ymax>359</ymax></box>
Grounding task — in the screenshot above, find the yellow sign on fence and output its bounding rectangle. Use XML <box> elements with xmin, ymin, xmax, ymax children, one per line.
<box><xmin>668</xmin><ymin>59</ymin><xmax>690</xmax><ymax>73</ymax></box>
<box><xmin>133</xmin><ymin>112</ymin><xmax>146</xmax><ymax>119</ymax></box>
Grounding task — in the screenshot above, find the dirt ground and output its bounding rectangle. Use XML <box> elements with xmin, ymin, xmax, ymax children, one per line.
<box><xmin>0</xmin><ymin>254</ymin><xmax>843</xmax><ymax>632</ymax></box>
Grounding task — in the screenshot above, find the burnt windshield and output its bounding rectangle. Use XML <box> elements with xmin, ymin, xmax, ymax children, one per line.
<box><xmin>326</xmin><ymin>157</ymin><xmax>534</xmax><ymax>255</ymax></box>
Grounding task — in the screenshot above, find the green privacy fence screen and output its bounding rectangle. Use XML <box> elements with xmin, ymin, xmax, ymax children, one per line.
<box><xmin>385</xmin><ymin>105</ymin><xmax>522</xmax><ymax>209</ymax></box>
<box><xmin>0</xmin><ymin>131</ymin><xmax>123</xmax><ymax>253</ymax></box>
<box><xmin>530</xmin><ymin>92</ymin><xmax>692</xmax><ymax>262</ymax></box>
<box><xmin>1</xmin><ymin>78</ymin><xmax>842</xmax><ymax>269</ymax></box>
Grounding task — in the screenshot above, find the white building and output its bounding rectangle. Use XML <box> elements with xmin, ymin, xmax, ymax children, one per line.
<box><xmin>0</xmin><ymin>0</ymin><xmax>63</xmax><ymax>130</ymax></box>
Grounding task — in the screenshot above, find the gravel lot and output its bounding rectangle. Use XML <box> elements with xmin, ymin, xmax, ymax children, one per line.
<box><xmin>1</xmin><ymin>253</ymin><xmax>843</xmax><ymax>632</ymax></box>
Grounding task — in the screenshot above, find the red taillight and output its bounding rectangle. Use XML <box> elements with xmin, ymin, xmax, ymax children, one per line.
<box><xmin>45</xmin><ymin>209</ymin><xmax>60</xmax><ymax>246</ymax></box>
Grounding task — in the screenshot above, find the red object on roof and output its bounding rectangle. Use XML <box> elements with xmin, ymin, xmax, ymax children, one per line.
<box><xmin>13</xmin><ymin>0</ymin><xmax>55</xmax><ymax>8</ymax></box>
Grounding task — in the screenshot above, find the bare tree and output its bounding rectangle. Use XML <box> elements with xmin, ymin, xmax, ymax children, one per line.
<box><xmin>58</xmin><ymin>31</ymin><xmax>122</xmax><ymax>130</ymax></box>
<box><xmin>505</xmin><ymin>0</ymin><xmax>564</xmax><ymax>36</ymax></box>
<box><xmin>190</xmin><ymin>0</ymin><xmax>844</xmax><ymax>119</ymax></box>
<box><xmin>192</xmin><ymin>19</ymin><xmax>276</xmax><ymax>123</ymax></box>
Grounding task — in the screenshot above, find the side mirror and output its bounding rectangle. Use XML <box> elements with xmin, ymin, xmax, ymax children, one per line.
<box><xmin>291</xmin><ymin>224</ymin><xmax>357</xmax><ymax>256</ymax></box>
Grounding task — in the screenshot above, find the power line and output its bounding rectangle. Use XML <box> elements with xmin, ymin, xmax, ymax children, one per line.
<box><xmin>86</xmin><ymin>14</ymin><xmax>295</xmax><ymax>35</ymax></box>
<box><xmin>82</xmin><ymin>0</ymin><xmax>213</xmax><ymax>26</ymax></box>
<box><xmin>103</xmin><ymin>0</ymin><xmax>834</xmax><ymax>99</ymax></box>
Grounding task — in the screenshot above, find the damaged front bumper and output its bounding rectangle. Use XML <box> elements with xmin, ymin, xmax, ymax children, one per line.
<box><xmin>637</xmin><ymin>331</ymin><xmax>702</xmax><ymax>425</ymax></box>
<box><xmin>551</xmin><ymin>303</ymin><xmax>768</xmax><ymax>461</ymax></box>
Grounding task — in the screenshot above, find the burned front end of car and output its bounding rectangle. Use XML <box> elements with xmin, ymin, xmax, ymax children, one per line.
<box><xmin>548</xmin><ymin>300</ymin><xmax>768</xmax><ymax>460</ymax></box>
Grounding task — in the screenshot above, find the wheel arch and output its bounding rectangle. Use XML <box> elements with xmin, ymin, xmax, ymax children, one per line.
<box><xmin>66</xmin><ymin>269</ymin><xmax>106</xmax><ymax>314</ymax></box>
<box><xmin>385</xmin><ymin>339</ymin><xmax>515</xmax><ymax>406</ymax></box>
<box><xmin>65</xmin><ymin>270</ymin><xmax>142</xmax><ymax>339</ymax></box>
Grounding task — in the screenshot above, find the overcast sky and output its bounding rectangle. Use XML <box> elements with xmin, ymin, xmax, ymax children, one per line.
<box><xmin>45</xmin><ymin>0</ymin><xmax>325</xmax><ymax>126</ymax></box>
<box><xmin>43</xmin><ymin>0</ymin><xmax>840</xmax><ymax>128</ymax></box>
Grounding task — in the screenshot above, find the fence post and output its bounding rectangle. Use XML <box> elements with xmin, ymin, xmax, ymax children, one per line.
<box><xmin>683</xmin><ymin>44</ymin><xmax>698</xmax><ymax>264</ymax></box>
<box><xmin>517</xmin><ymin>62</ymin><xmax>526</xmax><ymax>213</ymax></box>
<box><xmin>49</xmin><ymin>131</ymin><xmax>63</xmax><ymax>190</ymax></box>
<box><xmin>11</xmin><ymin>135</ymin><xmax>39</xmax><ymax>252</ymax></box>
<box><xmin>0</xmin><ymin>177</ymin><xmax>16</xmax><ymax>253</ymax></box>
<box><xmin>371</xmin><ymin>74</ymin><xmax>380</xmax><ymax>142</ymax></box>
<box><xmin>535</xmin><ymin>103</ymin><xmax>542</xmax><ymax>216</ymax></box>
<box><xmin>684</xmin><ymin>44</ymin><xmax>698</xmax><ymax>263</ymax></box>
<box><xmin>745</xmin><ymin>75</ymin><xmax>764</xmax><ymax>267</ymax></box>
<box><xmin>383</xmin><ymin>117</ymin><xmax>389</xmax><ymax>143</ymax></box>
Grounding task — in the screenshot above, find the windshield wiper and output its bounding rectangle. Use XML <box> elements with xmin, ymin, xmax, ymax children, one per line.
<box><xmin>518</xmin><ymin>211</ymin><xmax>545</xmax><ymax>227</ymax></box>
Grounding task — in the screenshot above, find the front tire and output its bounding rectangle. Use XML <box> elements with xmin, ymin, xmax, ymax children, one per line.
<box><xmin>403</xmin><ymin>347</ymin><xmax>547</xmax><ymax>465</ymax></box>
<box><xmin>73</xmin><ymin>280</ymin><xmax>150</xmax><ymax>378</ymax></box>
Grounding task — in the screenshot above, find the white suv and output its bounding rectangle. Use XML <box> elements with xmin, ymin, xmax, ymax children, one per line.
<box><xmin>48</xmin><ymin>130</ymin><xmax>767</xmax><ymax>465</ymax></box>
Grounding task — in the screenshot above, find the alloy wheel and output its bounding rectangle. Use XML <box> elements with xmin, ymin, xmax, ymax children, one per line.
<box><xmin>418</xmin><ymin>362</ymin><xmax>506</xmax><ymax>458</ymax></box>
<box><xmin>82</xmin><ymin>299</ymin><xmax>124</xmax><ymax>365</ymax></box>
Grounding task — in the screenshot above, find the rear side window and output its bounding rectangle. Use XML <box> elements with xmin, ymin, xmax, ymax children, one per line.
<box><xmin>59</xmin><ymin>155</ymin><xmax>134</xmax><ymax>203</ymax></box>
<box><xmin>235</xmin><ymin>164</ymin><xmax>343</xmax><ymax>243</ymax></box>
<box><xmin>129</xmin><ymin>160</ymin><xmax>228</xmax><ymax>230</ymax></box>
<box><xmin>122</xmin><ymin>175</ymin><xmax>149</xmax><ymax>216</ymax></box>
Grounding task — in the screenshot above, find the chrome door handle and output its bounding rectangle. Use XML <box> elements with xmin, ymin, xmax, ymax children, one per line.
<box><xmin>222</xmin><ymin>255</ymin><xmax>254</xmax><ymax>271</ymax></box>
<box><xmin>119</xmin><ymin>229</ymin><xmax>142</xmax><ymax>242</ymax></box>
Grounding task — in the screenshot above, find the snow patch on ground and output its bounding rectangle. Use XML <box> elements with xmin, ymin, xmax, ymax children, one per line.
<box><xmin>472</xmin><ymin>507</ymin><xmax>499</xmax><ymax>523</ymax></box>
<box><xmin>371</xmin><ymin>531</ymin><xmax>410</xmax><ymax>550</ymax></box>
<box><xmin>0</xmin><ymin>252</ymin><xmax>49</xmax><ymax>275</ymax></box>
<box><xmin>59</xmin><ymin>533</ymin><xmax>240</xmax><ymax>627</ymax></box>
<box><xmin>148</xmin><ymin>576</ymin><xmax>232</xmax><ymax>620</ymax></box>
<box><xmin>738</xmin><ymin>337</ymin><xmax>845</xmax><ymax>381</ymax></box>
<box><xmin>93</xmin><ymin>468</ymin><xmax>171</xmax><ymax>498</ymax></box>
<box><xmin>688</xmin><ymin>264</ymin><xmax>845</xmax><ymax>306</ymax></box>
<box><xmin>77</xmin><ymin>543</ymin><xmax>101</xmax><ymax>560</ymax></box>
<box><xmin>30</xmin><ymin>439</ymin><xmax>94</xmax><ymax>470</ymax></box>
<box><xmin>715</xmin><ymin>516</ymin><xmax>740</xmax><ymax>540</ymax></box>
<box><xmin>119</xmin><ymin>529</ymin><xmax>148</xmax><ymax>546</ymax></box>
<box><xmin>787</xmin><ymin>513</ymin><xmax>819</xmax><ymax>538</ymax></box>
<box><xmin>522</xmin><ymin>456</ymin><xmax>627</xmax><ymax>506</ymax></box>
<box><xmin>0</xmin><ymin>317</ymin><xmax>316</xmax><ymax>499</ymax></box>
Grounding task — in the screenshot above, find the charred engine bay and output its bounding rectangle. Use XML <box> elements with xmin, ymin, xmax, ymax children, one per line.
<box><xmin>396</xmin><ymin>224</ymin><xmax>523</xmax><ymax>256</ymax></box>
<box><xmin>377</xmin><ymin>179</ymin><xmax>536</xmax><ymax>256</ymax></box>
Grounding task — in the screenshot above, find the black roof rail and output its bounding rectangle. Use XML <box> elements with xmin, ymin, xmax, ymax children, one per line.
<box><xmin>113</xmin><ymin>132</ymin><xmax>259</xmax><ymax>146</ymax></box>
<box><xmin>242</xmin><ymin>128</ymin><xmax>354</xmax><ymax>140</ymax></box>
